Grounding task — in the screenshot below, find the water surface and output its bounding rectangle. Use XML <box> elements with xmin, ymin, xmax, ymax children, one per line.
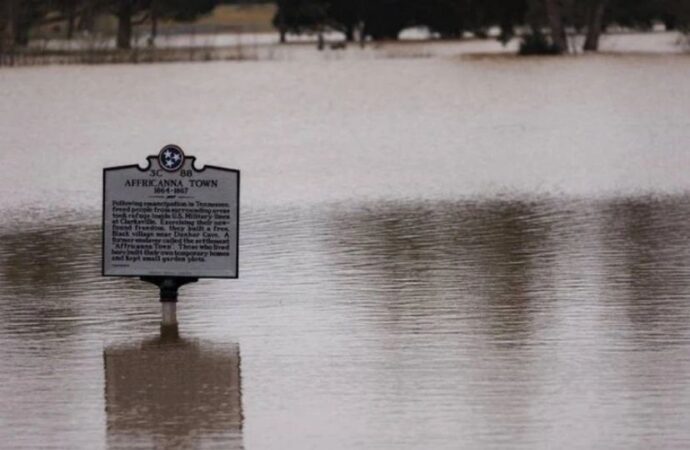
<box><xmin>1</xmin><ymin>54</ymin><xmax>689</xmax><ymax>449</ymax></box>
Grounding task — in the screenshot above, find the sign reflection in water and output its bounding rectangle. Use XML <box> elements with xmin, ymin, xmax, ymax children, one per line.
<box><xmin>104</xmin><ymin>333</ymin><xmax>243</xmax><ymax>449</ymax></box>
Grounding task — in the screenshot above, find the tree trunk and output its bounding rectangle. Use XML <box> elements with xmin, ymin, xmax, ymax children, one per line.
<box><xmin>149</xmin><ymin>0</ymin><xmax>158</xmax><ymax>47</ymax></box>
<box><xmin>499</xmin><ymin>21</ymin><xmax>514</xmax><ymax>45</ymax></box>
<box><xmin>663</xmin><ymin>15</ymin><xmax>676</xmax><ymax>31</ymax></box>
<box><xmin>0</xmin><ymin>2</ymin><xmax>12</xmax><ymax>57</ymax></box>
<box><xmin>279</xmin><ymin>27</ymin><xmax>286</xmax><ymax>44</ymax></box>
<box><xmin>583</xmin><ymin>0</ymin><xmax>608</xmax><ymax>51</ymax></box>
<box><xmin>0</xmin><ymin>1</ymin><xmax>11</xmax><ymax>39</ymax></box>
<box><xmin>116</xmin><ymin>0</ymin><xmax>133</xmax><ymax>50</ymax></box>
<box><xmin>66</xmin><ymin>8</ymin><xmax>76</xmax><ymax>40</ymax></box>
<box><xmin>345</xmin><ymin>24</ymin><xmax>354</xmax><ymax>42</ymax></box>
<box><xmin>13</xmin><ymin>15</ymin><xmax>30</xmax><ymax>47</ymax></box>
<box><xmin>149</xmin><ymin>15</ymin><xmax>158</xmax><ymax>46</ymax></box>
<box><xmin>78</xmin><ymin>2</ymin><xmax>95</xmax><ymax>33</ymax></box>
<box><xmin>544</xmin><ymin>0</ymin><xmax>567</xmax><ymax>53</ymax></box>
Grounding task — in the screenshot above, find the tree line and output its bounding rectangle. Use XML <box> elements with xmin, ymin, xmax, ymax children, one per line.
<box><xmin>0</xmin><ymin>0</ymin><xmax>222</xmax><ymax>50</ymax></box>
<box><xmin>1</xmin><ymin>1</ymin><xmax>688</xmax><ymax>54</ymax></box>
<box><xmin>273</xmin><ymin>0</ymin><xmax>690</xmax><ymax>53</ymax></box>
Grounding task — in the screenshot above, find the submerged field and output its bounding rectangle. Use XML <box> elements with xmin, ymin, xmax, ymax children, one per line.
<box><xmin>1</xmin><ymin>49</ymin><xmax>688</xmax><ymax>209</ymax></box>
<box><xmin>1</xmin><ymin>49</ymin><xmax>690</xmax><ymax>449</ymax></box>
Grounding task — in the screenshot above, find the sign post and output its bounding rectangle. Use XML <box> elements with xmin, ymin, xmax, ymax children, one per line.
<box><xmin>103</xmin><ymin>145</ymin><xmax>240</xmax><ymax>328</ymax></box>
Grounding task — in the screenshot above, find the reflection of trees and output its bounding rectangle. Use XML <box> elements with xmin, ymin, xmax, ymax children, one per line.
<box><xmin>0</xmin><ymin>221</ymin><xmax>102</xmax><ymax>337</ymax></box>
<box><xmin>104</xmin><ymin>333</ymin><xmax>243</xmax><ymax>449</ymax></box>
<box><xmin>599</xmin><ymin>196</ymin><xmax>690</xmax><ymax>346</ymax></box>
<box><xmin>323</xmin><ymin>199</ymin><xmax>561</xmax><ymax>446</ymax></box>
<box><xmin>320</xmin><ymin>196</ymin><xmax>690</xmax><ymax>445</ymax></box>
<box><xmin>0</xmin><ymin>222</ymin><xmax>100</xmax><ymax>297</ymax></box>
<box><xmin>0</xmin><ymin>218</ymin><xmax>160</xmax><ymax>338</ymax></box>
<box><xmin>325</xmin><ymin>199</ymin><xmax>557</xmax><ymax>346</ymax></box>
<box><xmin>461</xmin><ymin>200</ymin><xmax>556</xmax><ymax>345</ymax></box>
<box><xmin>594</xmin><ymin>196</ymin><xmax>690</xmax><ymax>438</ymax></box>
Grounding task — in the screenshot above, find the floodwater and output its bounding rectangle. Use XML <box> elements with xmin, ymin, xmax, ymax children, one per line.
<box><xmin>1</xmin><ymin>51</ymin><xmax>690</xmax><ymax>449</ymax></box>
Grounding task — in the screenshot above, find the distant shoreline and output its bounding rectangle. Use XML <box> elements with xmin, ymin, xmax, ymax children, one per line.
<box><xmin>1</xmin><ymin>30</ymin><xmax>687</xmax><ymax>68</ymax></box>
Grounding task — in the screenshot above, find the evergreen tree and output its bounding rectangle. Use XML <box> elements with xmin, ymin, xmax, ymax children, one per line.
<box><xmin>273</xmin><ymin>0</ymin><xmax>328</xmax><ymax>42</ymax></box>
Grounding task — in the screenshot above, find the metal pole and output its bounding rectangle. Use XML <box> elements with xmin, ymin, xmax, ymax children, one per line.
<box><xmin>161</xmin><ymin>302</ymin><xmax>177</xmax><ymax>326</ymax></box>
<box><xmin>140</xmin><ymin>276</ymin><xmax>198</xmax><ymax>329</ymax></box>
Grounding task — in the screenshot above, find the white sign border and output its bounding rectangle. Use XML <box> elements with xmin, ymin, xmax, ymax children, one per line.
<box><xmin>102</xmin><ymin>151</ymin><xmax>240</xmax><ymax>279</ymax></box>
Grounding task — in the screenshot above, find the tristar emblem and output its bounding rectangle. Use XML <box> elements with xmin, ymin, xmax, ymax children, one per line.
<box><xmin>159</xmin><ymin>145</ymin><xmax>185</xmax><ymax>172</ymax></box>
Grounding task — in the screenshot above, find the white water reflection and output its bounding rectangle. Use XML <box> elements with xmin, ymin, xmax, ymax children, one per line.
<box><xmin>1</xmin><ymin>55</ymin><xmax>690</xmax><ymax>212</ymax></box>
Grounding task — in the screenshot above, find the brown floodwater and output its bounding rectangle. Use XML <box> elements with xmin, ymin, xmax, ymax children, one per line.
<box><xmin>0</xmin><ymin>53</ymin><xmax>689</xmax><ymax>449</ymax></box>
<box><xmin>1</xmin><ymin>197</ymin><xmax>689</xmax><ymax>449</ymax></box>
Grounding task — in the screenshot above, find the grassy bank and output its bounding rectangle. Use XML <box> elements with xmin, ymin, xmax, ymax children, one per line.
<box><xmin>30</xmin><ymin>4</ymin><xmax>277</xmax><ymax>39</ymax></box>
<box><xmin>194</xmin><ymin>4</ymin><xmax>276</xmax><ymax>32</ymax></box>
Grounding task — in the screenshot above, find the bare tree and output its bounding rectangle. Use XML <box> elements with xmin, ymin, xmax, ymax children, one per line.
<box><xmin>0</xmin><ymin>0</ymin><xmax>14</xmax><ymax>57</ymax></box>
<box><xmin>115</xmin><ymin>0</ymin><xmax>134</xmax><ymax>49</ymax></box>
<box><xmin>544</xmin><ymin>0</ymin><xmax>567</xmax><ymax>53</ymax></box>
<box><xmin>583</xmin><ymin>0</ymin><xmax>608</xmax><ymax>51</ymax></box>
<box><xmin>0</xmin><ymin>1</ymin><xmax>12</xmax><ymax>38</ymax></box>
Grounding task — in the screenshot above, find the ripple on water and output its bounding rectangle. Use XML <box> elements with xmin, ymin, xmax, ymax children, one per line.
<box><xmin>0</xmin><ymin>196</ymin><xmax>689</xmax><ymax>449</ymax></box>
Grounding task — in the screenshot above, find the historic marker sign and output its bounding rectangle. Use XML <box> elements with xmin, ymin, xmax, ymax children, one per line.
<box><xmin>103</xmin><ymin>145</ymin><xmax>239</xmax><ymax>278</ymax></box>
